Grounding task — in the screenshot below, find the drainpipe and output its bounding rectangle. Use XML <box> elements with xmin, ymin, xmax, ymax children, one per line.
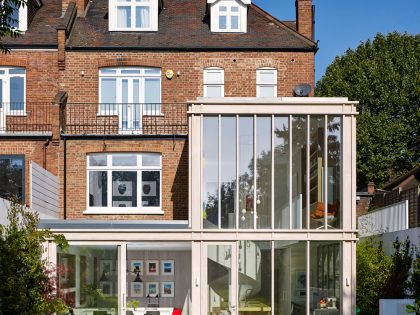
<box><xmin>63</xmin><ymin>136</ymin><xmax>67</xmax><ymax>220</ymax></box>
<box><xmin>43</xmin><ymin>138</ymin><xmax>50</xmax><ymax>169</ymax></box>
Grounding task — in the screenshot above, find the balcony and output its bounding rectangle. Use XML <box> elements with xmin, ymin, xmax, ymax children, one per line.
<box><xmin>64</xmin><ymin>103</ymin><xmax>188</xmax><ymax>136</ymax></box>
<box><xmin>0</xmin><ymin>103</ymin><xmax>52</xmax><ymax>135</ymax></box>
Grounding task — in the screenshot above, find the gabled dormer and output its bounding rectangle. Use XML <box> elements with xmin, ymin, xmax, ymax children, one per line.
<box><xmin>7</xmin><ymin>0</ymin><xmax>43</xmax><ymax>32</ymax></box>
<box><xmin>108</xmin><ymin>0</ymin><xmax>163</xmax><ymax>32</ymax></box>
<box><xmin>207</xmin><ymin>0</ymin><xmax>250</xmax><ymax>33</ymax></box>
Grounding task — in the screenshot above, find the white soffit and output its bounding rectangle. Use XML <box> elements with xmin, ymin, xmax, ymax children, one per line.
<box><xmin>207</xmin><ymin>0</ymin><xmax>251</xmax><ymax>4</ymax></box>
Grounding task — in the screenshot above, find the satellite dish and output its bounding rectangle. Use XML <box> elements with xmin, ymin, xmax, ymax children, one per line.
<box><xmin>293</xmin><ymin>84</ymin><xmax>312</xmax><ymax>97</ymax></box>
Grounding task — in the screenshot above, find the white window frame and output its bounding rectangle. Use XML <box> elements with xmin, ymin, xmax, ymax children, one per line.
<box><xmin>85</xmin><ymin>153</ymin><xmax>163</xmax><ymax>215</ymax></box>
<box><xmin>203</xmin><ymin>67</ymin><xmax>224</xmax><ymax>98</ymax></box>
<box><xmin>256</xmin><ymin>68</ymin><xmax>278</xmax><ymax>98</ymax></box>
<box><xmin>109</xmin><ymin>0</ymin><xmax>158</xmax><ymax>31</ymax></box>
<box><xmin>2</xmin><ymin>1</ymin><xmax>28</xmax><ymax>32</ymax></box>
<box><xmin>209</xmin><ymin>0</ymin><xmax>247</xmax><ymax>33</ymax></box>
<box><xmin>0</xmin><ymin>67</ymin><xmax>26</xmax><ymax>115</ymax></box>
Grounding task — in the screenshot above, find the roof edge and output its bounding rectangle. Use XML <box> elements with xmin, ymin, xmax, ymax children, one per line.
<box><xmin>65</xmin><ymin>46</ymin><xmax>317</xmax><ymax>52</ymax></box>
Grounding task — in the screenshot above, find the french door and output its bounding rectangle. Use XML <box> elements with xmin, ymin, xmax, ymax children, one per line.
<box><xmin>202</xmin><ymin>242</ymin><xmax>238</xmax><ymax>315</ymax></box>
<box><xmin>119</xmin><ymin>78</ymin><xmax>142</xmax><ymax>133</ymax></box>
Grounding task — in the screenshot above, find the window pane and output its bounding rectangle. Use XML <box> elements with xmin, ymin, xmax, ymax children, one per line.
<box><xmin>292</xmin><ymin>116</ymin><xmax>307</xmax><ymax>229</ymax></box>
<box><xmin>327</xmin><ymin>116</ymin><xmax>341</xmax><ymax>229</ymax></box>
<box><xmin>136</xmin><ymin>6</ymin><xmax>150</xmax><ymax>28</ymax></box>
<box><xmin>219</xmin><ymin>15</ymin><xmax>227</xmax><ymax>29</ymax></box>
<box><xmin>112</xmin><ymin>154</ymin><xmax>137</xmax><ymax>166</ymax></box>
<box><xmin>100</xmin><ymin>69</ymin><xmax>117</xmax><ymax>75</ymax></box>
<box><xmin>144</xmin><ymin>69</ymin><xmax>161</xmax><ymax>75</ymax></box>
<box><xmin>9</xmin><ymin>68</ymin><xmax>25</xmax><ymax>75</ymax></box>
<box><xmin>100</xmin><ymin>78</ymin><xmax>117</xmax><ymax>104</ymax></box>
<box><xmin>206</xmin><ymin>86</ymin><xmax>223</xmax><ymax>98</ymax></box>
<box><xmin>142</xmin><ymin>154</ymin><xmax>160</xmax><ymax>167</ymax></box>
<box><xmin>89</xmin><ymin>171</ymin><xmax>107</xmax><ymax>207</ymax></box>
<box><xmin>203</xmin><ymin>117</ymin><xmax>219</xmax><ymax>229</ymax></box>
<box><xmin>10</xmin><ymin>3</ymin><xmax>19</xmax><ymax>28</ymax></box>
<box><xmin>231</xmin><ymin>15</ymin><xmax>239</xmax><ymax>29</ymax></box>
<box><xmin>89</xmin><ymin>154</ymin><xmax>107</xmax><ymax>166</ymax></box>
<box><xmin>0</xmin><ymin>156</ymin><xmax>24</xmax><ymax>202</ymax></box>
<box><xmin>112</xmin><ymin>171</ymin><xmax>137</xmax><ymax>207</ymax></box>
<box><xmin>133</xmin><ymin>80</ymin><xmax>141</xmax><ymax>129</ymax></box>
<box><xmin>231</xmin><ymin>6</ymin><xmax>239</xmax><ymax>12</ymax></box>
<box><xmin>256</xmin><ymin>117</ymin><xmax>271</xmax><ymax>229</ymax></box>
<box><xmin>219</xmin><ymin>6</ymin><xmax>227</xmax><ymax>12</ymax></box>
<box><xmin>141</xmin><ymin>171</ymin><xmax>160</xmax><ymax>207</ymax></box>
<box><xmin>221</xmin><ymin>116</ymin><xmax>236</xmax><ymax>229</ymax></box>
<box><xmin>238</xmin><ymin>116</ymin><xmax>254</xmax><ymax>229</ymax></box>
<box><xmin>0</xmin><ymin>79</ymin><xmax>3</xmax><ymax>104</ymax></box>
<box><xmin>259</xmin><ymin>70</ymin><xmax>276</xmax><ymax>84</ymax></box>
<box><xmin>10</xmin><ymin>76</ymin><xmax>24</xmax><ymax>110</ymax></box>
<box><xmin>205</xmin><ymin>70</ymin><xmax>223</xmax><ymax>84</ymax></box>
<box><xmin>117</xmin><ymin>6</ymin><xmax>131</xmax><ymax>28</ymax></box>
<box><xmin>259</xmin><ymin>86</ymin><xmax>276</xmax><ymax>98</ymax></box>
<box><xmin>274</xmin><ymin>116</ymin><xmax>289</xmax><ymax>229</ymax></box>
<box><xmin>144</xmin><ymin>78</ymin><xmax>161</xmax><ymax>103</ymax></box>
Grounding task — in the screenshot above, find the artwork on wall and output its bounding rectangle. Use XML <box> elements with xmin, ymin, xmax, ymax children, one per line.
<box><xmin>131</xmin><ymin>282</ymin><xmax>143</xmax><ymax>297</ymax></box>
<box><xmin>130</xmin><ymin>260</ymin><xmax>144</xmax><ymax>275</ymax></box>
<box><xmin>161</xmin><ymin>260</ymin><xmax>174</xmax><ymax>275</ymax></box>
<box><xmin>100</xmin><ymin>281</ymin><xmax>112</xmax><ymax>296</ymax></box>
<box><xmin>142</xmin><ymin>181</ymin><xmax>157</xmax><ymax>196</ymax></box>
<box><xmin>146</xmin><ymin>260</ymin><xmax>159</xmax><ymax>275</ymax></box>
<box><xmin>146</xmin><ymin>282</ymin><xmax>159</xmax><ymax>296</ymax></box>
<box><xmin>161</xmin><ymin>282</ymin><xmax>175</xmax><ymax>297</ymax></box>
<box><xmin>295</xmin><ymin>269</ymin><xmax>307</xmax><ymax>299</ymax></box>
<box><xmin>113</xmin><ymin>181</ymin><xmax>133</xmax><ymax>197</ymax></box>
<box><xmin>99</xmin><ymin>259</ymin><xmax>113</xmax><ymax>280</ymax></box>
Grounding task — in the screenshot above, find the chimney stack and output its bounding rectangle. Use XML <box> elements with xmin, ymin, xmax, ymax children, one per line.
<box><xmin>367</xmin><ymin>182</ymin><xmax>375</xmax><ymax>195</ymax></box>
<box><xmin>295</xmin><ymin>0</ymin><xmax>314</xmax><ymax>40</ymax></box>
<box><xmin>62</xmin><ymin>0</ymin><xmax>89</xmax><ymax>16</ymax></box>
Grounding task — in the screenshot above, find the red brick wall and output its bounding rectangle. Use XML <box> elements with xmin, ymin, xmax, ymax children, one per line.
<box><xmin>296</xmin><ymin>0</ymin><xmax>313</xmax><ymax>40</ymax></box>
<box><xmin>60</xmin><ymin>138</ymin><xmax>188</xmax><ymax>220</ymax></box>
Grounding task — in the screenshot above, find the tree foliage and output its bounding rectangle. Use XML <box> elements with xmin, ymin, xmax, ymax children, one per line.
<box><xmin>0</xmin><ymin>199</ymin><xmax>69</xmax><ymax>315</ymax></box>
<box><xmin>0</xmin><ymin>0</ymin><xmax>27</xmax><ymax>53</ymax></box>
<box><xmin>316</xmin><ymin>32</ymin><xmax>420</xmax><ymax>188</ymax></box>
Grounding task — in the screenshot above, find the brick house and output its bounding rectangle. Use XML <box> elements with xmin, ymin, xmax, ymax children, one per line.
<box><xmin>0</xmin><ymin>0</ymin><xmax>357</xmax><ymax>314</ymax></box>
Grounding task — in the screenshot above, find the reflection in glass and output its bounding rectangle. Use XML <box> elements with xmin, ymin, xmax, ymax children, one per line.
<box><xmin>89</xmin><ymin>171</ymin><xmax>107</xmax><ymax>207</ymax></box>
<box><xmin>57</xmin><ymin>245</ymin><xmax>119</xmax><ymax>312</ymax></box>
<box><xmin>291</xmin><ymin>116</ymin><xmax>307</xmax><ymax>229</ymax></box>
<box><xmin>203</xmin><ymin>117</ymin><xmax>219</xmax><ymax>229</ymax></box>
<box><xmin>112</xmin><ymin>154</ymin><xmax>137</xmax><ymax>166</ymax></box>
<box><xmin>239</xmin><ymin>117</ymin><xmax>254</xmax><ymax>229</ymax></box>
<box><xmin>256</xmin><ymin>117</ymin><xmax>271</xmax><ymax>229</ymax></box>
<box><xmin>309</xmin><ymin>116</ymin><xmax>325</xmax><ymax>229</ymax></box>
<box><xmin>0</xmin><ymin>156</ymin><xmax>24</xmax><ymax>202</ymax></box>
<box><xmin>238</xmin><ymin>241</ymin><xmax>271</xmax><ymax>315</ymax></box>
<box><xmin>112</xmin><ymin>171</ymin><xmax>137</xmax><ymax>207</ymax></box>
<box><xmin>274</xmin><ymin>116</ymin><xmax>289</xmax><ymax>229</ymax></box>
<box><xmin>142</xmin><ymin>171</ymin><xmax>160</xmax><ymax>207</ymax></box>
<box><xmin>310</xmin><ymin>242</ymin><xmax>340</xmax><ymax>313</ymax></box>
<box><xmin>221</xmin><ymin>117</ymin><xmax>236</xmax><ymax>228</ymax></box>
<box><xmin>274</xmin><ymin>241</ymin><xmax>307</xmax><ymax>315</ymax></box>
<box><xmin>327</xmin><ymin>117</ymin><xmax>341</xmax><ymax>229</ymax></box>
<box><xmin>89</xmin><ymin>154</ymin><xmax>107</xmax><ymax>166</ymax></box>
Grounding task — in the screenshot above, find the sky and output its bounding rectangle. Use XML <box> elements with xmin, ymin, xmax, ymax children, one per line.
<box><xmin>253</xmin><ymin>0</ymin><xmax>420</xmax><ymax>83</ymax></box>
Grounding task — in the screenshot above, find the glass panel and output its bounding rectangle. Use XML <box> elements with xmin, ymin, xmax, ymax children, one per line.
<box><xmin>10</xmin><ymin>76</ymin><xmax>24</xmax><ymax>111</ymax></box>
<box><xmin>203</xmin><ymin>117</ymin><xmax>219</xmax><ymax>229</ymax></box>
<box><xmin>310</xmin><ymin>242</ymin><xmax>340</xmax><ymax>314</ymax></box>
<box><xmin>207</xmin><ymin>244</ymin><xmax>231</xmax><ymax>315</ymax></box>
<box><xmin>9</xmin><ymin>68</ymin><xmax>25</xmax><ymax>75</ymax></box>
<box><xmin>142</xmin><ymin>154</ymin><xmax>160</xmax><ymax>167</ymax></box>
<box><xmin>0</xmin><ymin>156</ymin><xmax>24</xmax><ymax>202</ymax></box>
<box><xmin>57</xmin><ymin>245</ymin><xmax>119</xmax><ymax>313</ymax></box>
<box><xmin>219</xmin><ymin>6</ymin><xmax>227</xmax><ymax>12</ymax></box>
<box><xmin>238</xmin><ymin>241</ymin><xmax>271</xmax><ymax>315</ymax></box>
<box><xmin>259</xmin><ymin>86</ymin><xmax>275</xmax><ymax>98</ymax></box>
<box><xmin>89</xmin><ymin>171</ymin><xmax>107</xmax><ymax>207</ymax></box>
<box><xmin>274</xmin><ymin>116</ymin><xmax>289</xmax><ymax>229</ymax></box>
<box><xmin>206</xmin><ymin>86</ymin><xmax>223</xmax><ymax>98</ymax></box>
<box><xmin>112</xmin><ymin>171</ymin><xmax>137</xmax><ymax>207</ymax></box>
<box><xmin>120</xmin><ymin>69</ymin><xmax>141</xmax><ymax>74</ymax></box>
<box><xmin>10</xmin><ymin>2</ymin><xmax>19</xmax><ymax>28</ymax></box>
<box><xmin>100</xmin><ymin>69</ymin><xmax>117</xmax><ymax>75</ymax></box>
<box><xmin>112</xmin><ymin>154</ymin><xmax>137</xmax><ymax>166</ymax></box>
<box><xmin>219</xmin><ymin>15</ymin><xmax>227</xmax><ymax>29</ymax></box>
<box><xmin>144</xmin><ymin>69</ymin><xmax>161</xmax><ymax>75</ymax></box>
<box><xmin>141</xmin><ymin>170</ymin><xmax>160</xmax><ymax>207</ymax></box>
<box><xmin>133</xmin><ymin>79</ymin><xmax>141</xmax><ymax>129</ymax></box>
<box><xmin>309</xmin><ymin>116</ymin><xmax>325</xmax><ymax>229</ymax></box>
<box><xmin>291</xmin><ymin>116</ymin><xmax>307</xmax><ymax>229</ymax></box>
<box><xmin>274</xmin><ymin>241</ymin><xmax>307</xmax><ymax>315</ymax></box>
<box><xmin>89</xmin><ymin>154</ymin><xmax>107</xmax><ymax>167</ymax></box>
<box><xmin>121</xmin><ymin>79</ymin><xmax>129</xmax><ymax>129</ymax></box>
<box><xmin>256</xmin><ymin>117</ymin><xmax>271</xmax><ymax>229</ymax></box>
<box><xmin>136</xmin><ymin>6</ymin><xmax>150</xmax><ymax>28</ymax></box>
<box><xmin>117</xmin><ymin>6</ymin><xmax>131</xmax><ymax>28</ymax></box>
<box><xmin>144</xmin><ymin>78</ymin><xmax>161</xmax><ymax>114</ymax></box>
<box><xmin>231</xmin><ymin>6</ymin><xmax>239</xmax><ymax>12</ymax></box>
<box><xmin>259</xmin><ymin>70</ymin><xmax>276</xmax><ymax>84</ymax></box>
<box><xmin>0</xmin><ymin>79</ymin><xmax>3</xmax><ymax>104</ymax></box>
<box><xmin>327</xmin><ymin>116</ymin><xmax>341</xmax><ymax>229</ymax></box>
<box><xmin>231</xmin><ymin>15</ymin><xmax>239</xmax><ymax>29</ymax></box>
<box><xmin>100</xmin><ymin>78</ymin><xmax>116</xmax><ymax>113</ymax></box>
<box><xmin>221</xmin><ymin>116</ymin><xmax>236</xmax><ymax>229</ymax></box>
<box><xmin>205</xmin><ymin>70</ymin><xmax>223</xmax><ymax>84</ymax></box>
<box><xmin>239</xmin><ymin>116</ymin><xmax>254</xmax><ymax>229</ymax></box>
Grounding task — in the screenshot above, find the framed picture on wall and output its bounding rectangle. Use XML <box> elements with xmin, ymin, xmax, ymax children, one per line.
<box><xmin>131</xmin><ymin>282</ymin><xmax>143</xmax><ymax>297</ymax></box>
<box><xmin>99</xmin><ymin>259</ymin><xmax>113</xmax><ymax>280</ymax></box>
<box><xmin>146</xmin><ymin>260</ymin><xmax>159</xmax><ymax>275</ymax></box>
<box><xmin>161</xmin><ymin>260</ymin><xmax>174</xmax><ymax>275</ymax></box>
<box><xmin>130</xmin><ymin>260</ymin><xmax>144</xmax><ymax>275</ymax></box>
<box><xmin>100</xmin><ymin>281</ymin><xmax>112</xmax><ymax>296</ymax></box>
<box><xmin>161</xmin><ymin>282</ymin><xmax>175</xmax><ymax>297</ymax></box>
<box><xmin>146</xmin><ymin>282</ymin><xmax>159</xmax><ymax>296</ymax></box>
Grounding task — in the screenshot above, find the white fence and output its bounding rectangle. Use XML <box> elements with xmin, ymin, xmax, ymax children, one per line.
<box><xmin>358</xmin><ymin>200</ymin><xmax>409</xmax><ymax>237</ymax></box>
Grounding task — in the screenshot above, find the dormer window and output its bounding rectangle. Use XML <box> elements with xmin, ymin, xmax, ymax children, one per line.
<box><xmin>208</xmin><ymin>0</ymin><xmax>250</xmax><ymax>33</ymax></box>
<box><xmin>109</xmin><ymin>0</ymin><xmax>158</xmax><ymax>31</ymax></box>
<box><xmin>4</xmin><ymin>1</ymin><xmax>28</xmax><ymax>31</ymax></box>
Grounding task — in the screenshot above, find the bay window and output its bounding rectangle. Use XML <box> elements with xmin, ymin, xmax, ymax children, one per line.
<box><xmin>86</xmin><ymin>153</ymin><xmax>162</xmax><ymax>214</ymax></box>
<box><xmin>109</xmin><ymin>0</ymin><xmax>158</xmax><ymax>31</ymax></box>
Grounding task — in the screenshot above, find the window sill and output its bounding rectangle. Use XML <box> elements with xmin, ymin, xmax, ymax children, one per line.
<box><xmin>8</xmin><ymin>111</ymin><xmax>27</xmax><ymax>116</ymax></box>
<box><xmin>83</xmin><ymin>209</ymin><xmax>165</xmax><ymax>215</ymax></box>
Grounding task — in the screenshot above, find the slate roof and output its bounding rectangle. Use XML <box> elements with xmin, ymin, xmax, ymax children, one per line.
<box><xmin>3</xmin><ymin>0</ymin><xmax>62</xmax><ymax>47</ymax></box>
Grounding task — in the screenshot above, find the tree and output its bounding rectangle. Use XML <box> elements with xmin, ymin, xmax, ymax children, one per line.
<box><xmin>0</xmin><ymin>199</ymin><xmax>69</xmax><ymax>314</ymax></box>
<box><xmin>315</xmin><ymin>32</ymin><xmax>420</xmax><ymax>188</ymax></box>
<box><xmin>0</xmin><ymin>0</ymin><xmax>27</xmax><ymax>53</ymax></box>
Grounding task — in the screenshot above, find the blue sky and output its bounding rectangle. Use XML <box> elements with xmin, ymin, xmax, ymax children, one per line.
<box><xmin>253</xmin><ymin>0</ymin><xmax>420</xmax><ymax>83</ymax></box>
